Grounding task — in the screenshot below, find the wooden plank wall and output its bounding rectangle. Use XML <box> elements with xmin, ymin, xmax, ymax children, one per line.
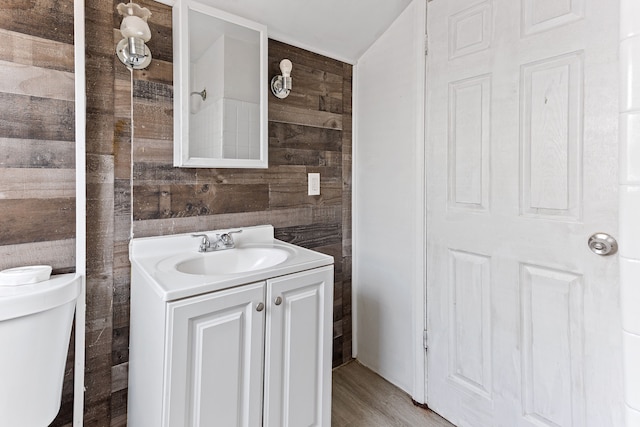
<box><xmin>50</xmin><ymin>0</ymin><xmax>351</xmax><ymax>424</ymax></box>
<box><xmin>130</xmin><ymin>34</ymin><xmax>354</xmax><ymax>370</ymax></box>
<box><xmin>0</xmin><ymin>5</ymin><xmax>76</xmax><ymax>272</ymax></box>
<box><xmin>0</xmin><ymin>2</ymin><xmax>76</xmax><ymax>427</ymax></box>
<box><xmin>81</xmin><ymin>0</ymin><xmax>121</xmax><ymax>424</ymax></box>
<box><xmin>125</xmin><ymin>5</ymin><xmax>353</xmax><ymax>426</ymax></box>
<box><xmin>110</xmin><ymin>1</ymin><xmax>173</xmax><ymax>425</ymax></box>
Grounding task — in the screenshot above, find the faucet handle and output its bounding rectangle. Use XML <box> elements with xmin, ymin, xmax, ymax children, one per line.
<box><xmin>219</xmin><ymin>229</ymin><xmax>242</xmax><ymax>247</ymax></box>
<box><xmin>191</xmin><ymin>234</ymin><xmax>210</xmax><ymax>251</ymax></box>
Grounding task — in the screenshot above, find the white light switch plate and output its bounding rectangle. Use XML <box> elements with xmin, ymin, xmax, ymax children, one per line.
<box><xmin>308</xmin><ymin>173</ymin><xmax>320</xmax><ymax>195</ymax></box>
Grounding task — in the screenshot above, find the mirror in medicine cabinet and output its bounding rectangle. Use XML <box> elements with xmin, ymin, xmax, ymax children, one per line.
<box><xmin>173</xmin><ymin>0</ymin><xmax>268</xmax><ymax>168</ymax></box>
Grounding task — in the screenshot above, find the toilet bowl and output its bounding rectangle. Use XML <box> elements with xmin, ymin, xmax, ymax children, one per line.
<box><xmin>0</xmin><ymin>273</ymin><xmax>81</xmax><ymax>427</ymax></box>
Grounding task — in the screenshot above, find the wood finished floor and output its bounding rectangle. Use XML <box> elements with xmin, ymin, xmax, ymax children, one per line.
<box><xmin>332</xmin><ymin>361</ymin><xmax>455</xmax><ymax>427</ymax></box>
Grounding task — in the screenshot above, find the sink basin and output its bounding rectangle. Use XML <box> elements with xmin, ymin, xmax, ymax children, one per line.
<box><xmin>175</xmin><ymin>247</ymin><xmax>290</xmax><ymax>275</ymax></box>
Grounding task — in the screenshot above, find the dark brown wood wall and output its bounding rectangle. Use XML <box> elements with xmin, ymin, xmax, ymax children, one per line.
<box><xmin>34</xmin><ymin>0</ymin><xmax>351</xmax><ymax>425</ymax></box>
<box><xmin>129</xmin><ymin>34</ymin><xmax>354</xmax><ymax>369</ymax></box>
<box><xmin>0</xmin><ymin>2</ymin><xmax>76</xmax><ymax>426</ymax></box>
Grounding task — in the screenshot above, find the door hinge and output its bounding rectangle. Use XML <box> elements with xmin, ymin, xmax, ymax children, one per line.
<box><xmin>424</xmin><ymin>34</ymin><xmax>429</xmax><ymax>56</ymax></box>
<box><xmin>423</xmin><ymin>330</ymin><xmax>428</xmax><ymax>350</ymax></box>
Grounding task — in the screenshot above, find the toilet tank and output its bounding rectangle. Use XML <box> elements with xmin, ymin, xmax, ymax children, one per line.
<box><xmin>0</xmin><ymin>274</ymin><xmax>81</xmax><ymax>427</ymax></box>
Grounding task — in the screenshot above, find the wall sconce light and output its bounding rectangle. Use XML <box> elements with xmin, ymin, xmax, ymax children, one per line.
<box><xmin>116</xmin><ymin>2</ymin><xmax>153</xmax><ymax>70</ymax></box>
<box><xmin>270</xmin><ymin>59</ymin><xmax>293</xmax><ymax>99</ymax></box>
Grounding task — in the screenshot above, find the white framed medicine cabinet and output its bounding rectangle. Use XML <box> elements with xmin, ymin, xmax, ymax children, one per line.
<box><xmin>173</xmin><ymin>0</ymin><xmax>268</xmax><ymax>168</ymax></box>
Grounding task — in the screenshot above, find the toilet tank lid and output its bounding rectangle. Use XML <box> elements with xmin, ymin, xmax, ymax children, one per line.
<box><xmin>0</xmin><ymin>265</ymin><xmax>51</xmax><ymax>286</ymax></box>
<box><xmin>0</xmin><ymin>274</ymin><xmax>81</xmax><ymax>321</ymax></box>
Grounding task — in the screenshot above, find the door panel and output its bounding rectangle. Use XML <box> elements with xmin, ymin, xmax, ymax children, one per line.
<box><xmin>520</xmin><ymin>264</ymin><xmax>585</xmax><ymax>427</ymax></box>
<box><xmin>426</xmin><ymin>0</ymin><xmax>621</xmax><ymax>425</ymax></box>
<box><xmin>165</xmin><ymin>282</ymin><xmax>265</xmax><ymax>427</ymax></box>
<box><xmin>448</xmin><ymin>250</ymin><xmax>492</xmax><ymax>400</ymax></box>
<box><xmin>520</xmin><ymin>52</ymin><xmax>583</xmax><ymax>220</ymax></box>
<box><xmin>264</xmin><ymin>266</ymin><xmax>333</xmax><ymax>427</ymax></box>
<box><xmin>448</xmin><ymin>75</ymin><xmax>491</xmax><ymax>211</ymax></box>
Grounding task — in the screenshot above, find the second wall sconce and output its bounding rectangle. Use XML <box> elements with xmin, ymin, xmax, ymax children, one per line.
<box><xmin>116</xmin><ymin>2</ymin><xmax>153</xmax><ymax>70</ymax></box>
<box><xmin>271</xmin><ymin>59</ymin><xmax>293</xmax><ymax>99</ymax></box>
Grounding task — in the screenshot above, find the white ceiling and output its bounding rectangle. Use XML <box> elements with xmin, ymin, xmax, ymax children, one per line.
<box><xmin>193</xmin><ymin>0</ymin><xmax>412</xmax><ymax>63</ymax></box>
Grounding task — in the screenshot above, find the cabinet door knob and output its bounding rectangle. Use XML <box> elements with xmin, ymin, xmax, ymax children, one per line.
<box><xmin>274</xmin><ymin>296</ymin><xmax>283</xmax><ymax>306</ymax></box>
<box><xmin>256</xmin><ymin>302</ymin><xmax>265</xmax><ymax>312</ymax></box>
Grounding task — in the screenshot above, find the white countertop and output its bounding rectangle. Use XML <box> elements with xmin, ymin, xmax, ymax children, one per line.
<box><xmin>130</xmin><ymin>225</ymin><xmax>334</xmax><ymax>301</ymax></box>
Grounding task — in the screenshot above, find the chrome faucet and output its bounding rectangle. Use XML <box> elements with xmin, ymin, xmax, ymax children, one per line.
<box><xmin>191</xmin><ymin>230</ymin><xmax>243</xmax><ymax>252</ymax></box>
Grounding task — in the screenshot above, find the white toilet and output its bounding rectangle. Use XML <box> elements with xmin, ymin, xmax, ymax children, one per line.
<box><xmin>0</xmin><ymin>273</ymin><xmax>81</xmax><ymax>427</ymax></box>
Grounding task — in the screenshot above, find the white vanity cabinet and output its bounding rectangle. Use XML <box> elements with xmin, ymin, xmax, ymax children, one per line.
<box><xmin>128</xmin><ymin>244</ymin><xmax>333</xmax><ymax>427</ymax></box>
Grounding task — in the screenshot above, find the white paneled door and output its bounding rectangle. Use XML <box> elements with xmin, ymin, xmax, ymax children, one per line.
<box><xmin>426</xmin><ymin>0</ymin><xmax>622</xmax><ymax>426</ymax></box>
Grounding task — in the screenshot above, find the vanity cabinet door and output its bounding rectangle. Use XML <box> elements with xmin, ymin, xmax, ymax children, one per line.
<box><xmin>165</xmin><ymin>282</ymin><xmax>266</xmax><ymax>427</ymax></box>
<box><xmin>263</xmin><ymin>266</ymin><xmax>333</xmax><ymax>427</ymax></box>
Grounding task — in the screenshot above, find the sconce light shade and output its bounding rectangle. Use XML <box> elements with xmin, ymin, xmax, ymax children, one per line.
<box><xmin>120</xmin><ymin>15</ymin><xmax>151</xmax><ymax>41</ymax></box>
<box><xmin>271</xmin><ymin>59</ymin><xmax>293</xmax><ymax>99</ymax></box>
<box><xmin>116</xmin><ymin>2</ymin><xmax>153</xmax><ymax>70</ymax></box>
